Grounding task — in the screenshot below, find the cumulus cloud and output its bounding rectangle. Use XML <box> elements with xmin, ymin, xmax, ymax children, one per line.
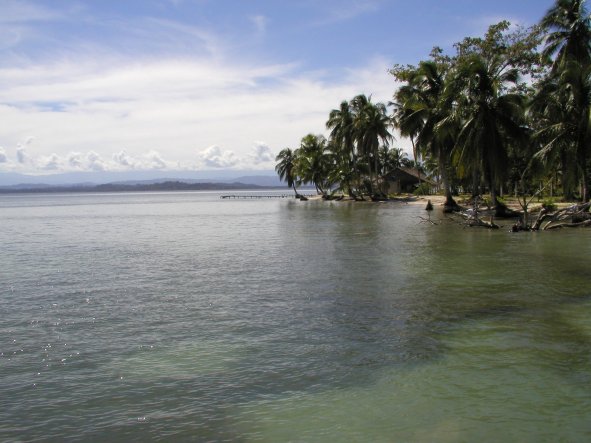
<box><xmin>249</xmin><ymin>141</ymin><xmax>275</xmax><ymax>165</ymax></box>
<box><xmin>0</xmin><ymin>144</ymin><xmax>178</xmax><ymax>173</ymax></box>
<box><xmin>87</xmin><ymin>151</ymin><xmax>108</xmax><ymax>171</ymax></box>
<box><xmin>112</xmin><ymin>150</ymin><xmax>137</xmax><ymax>168</ymax></box>
<box><xmin>67</xmin><ymin>151</ymin><xmax>83</xmax><ymax>168</ymax></box>
<box><xmin>196</xmin><ymin>145</ymin><xmax>238</xmax><ymax>168</ymax></box>
<box><xmin>0</xmin><ymin>25</ymin><xmax>396</xmax><ymax>174</ymax></box>
<box><xmin>16</xmin><ymin>146</ymin><xmax>32</xmax><ymax>164</ymax></box>
<box><xmin>144</xmin><ymin>150</ymin><xmax>168</xmax><ymax>169</ymax></box>
<box><xmin>39</xmin><ymin>153</ymin><xmax>62</xmax><ymax>170</ymax></box>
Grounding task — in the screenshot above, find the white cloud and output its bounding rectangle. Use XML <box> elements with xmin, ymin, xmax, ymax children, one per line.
<box><xmin>39</xmin><ymin>153</ymin><xmax>62</xmax><ymax>170</ymax></box>
<box><xmin>67</xmin><ymin>151</ymin><xmax>83</xmax><ymax>169</ymax></box>
<box><xmin>249</xmin><ymin>142</ymin><xmax>275</xmax><ymax>165</ymax></box>
<box><xmin>196</xmin><ymin>145</ymin><xmax>239</xmax><ymax>168</ymax></box>
<box><xmin>0</xmin><ymin>36</ymin><xmax>397</xmax><ymax>174</ymax></box>
<box><xmin>0</xmin><ymin>147</ymin><xmax>7</xmax><ymax>163</ymax></box>
<box><xmin>112</xmin><ymin>150</ymin><xmax>137</xmax><ymax>168</ymax></box>
<box><xmin>16</xmin><ymin>146</ymin><xmax>32</xmax><ymax>164</ymax></box>
<box><xmin>144</xmin><ymin>150</ymin><xmax>168</xmax><ymax>169</ymax></box>
<box><xmin>87</xmin><ymin>151</ymin><xmax>108</xmax><ymax>171</ymax></box>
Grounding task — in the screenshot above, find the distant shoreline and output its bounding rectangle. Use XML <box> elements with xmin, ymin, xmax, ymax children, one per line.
<box><xmin>0</xmin><ymin>181</ymin><xmax>288</xmax><ymax>194</ymax></box>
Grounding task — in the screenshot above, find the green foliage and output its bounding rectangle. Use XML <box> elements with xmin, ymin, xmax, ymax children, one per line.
<box><xmin>542</xmin><ymin>197</ymin><xmax>558</xmax><ymax>211</ymax></box>
<box><xmin>413</xmin><ymin>182</ymin><xmax>432</xmax><ymax>196</ymax></box>
<box><xmin>275</xmin><ymin>0</ymin><xmax>591</xmax><ymax>204</ymax></box>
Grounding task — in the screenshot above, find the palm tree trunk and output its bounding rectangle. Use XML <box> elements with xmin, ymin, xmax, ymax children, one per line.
<box><xmin>374</xmin><ymin>150</ymin><xmax>380</xmax><ymax>196</ymax></box>
<box><xmin>411</xmin><ymin>137</ymin><xmax>422</xmax><ymax>188</ymax></box>
<box><xmin>582</xmin><ymin>166</ymin><xmax>590</xmax><ymax>202</ymax></box>
<box><xmin>471</xmin><ymin>168</ymin><xmax>480</xmax><ymax>198</ymax></box>
<box><xmin>579</xmin><ymin>135</ymin><xmax>589</xmax><ymax>202</ymax></box>
<box><xmin>439</xmin><ymin>152</ymin><xmax>458</xmax><ymax>211</ymax></box>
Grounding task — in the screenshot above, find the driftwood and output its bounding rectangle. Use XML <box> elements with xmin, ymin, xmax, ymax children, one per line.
<box><xmin>444</xmin><ymin>208</ymin><xmax>500</xmax><ymax>229</ymax></box>
<box><xmin>418</xmin><ymin>213</ymin><xmax>440</xmax><ymax>225</ymax></box>
<box><xmin>530</xmin><ymin>202</ymin><xmax>591</xmax><ymax>230</ymax></box>
<box><xmin>545</xmin><ymin>219</ymin><xmax>591</xmax><ymax>230</ymax></box>
<box><xmin>537</xmin><ymin>202</ymin><xmax>591</xmax><ymax>230</ymax></box>
<box><xmin>461</xmin><ymin>212</ymin><xmax>500</xmax><ymax>229</ymax></box>
<box><xmin>453</xmin><ymin>196</ymin><xmax>500</xmax><ymax>229</ymax></box>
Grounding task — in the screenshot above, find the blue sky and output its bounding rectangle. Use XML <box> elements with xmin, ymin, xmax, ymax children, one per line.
<box><xmin>0</xmin><ymin>0</ymin><xmax>554</xmax><ymax>176</ymax></box>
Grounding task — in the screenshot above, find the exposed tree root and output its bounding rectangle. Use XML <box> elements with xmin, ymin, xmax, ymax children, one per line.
<box><xmin>540</xmin><ymin>203</ymin><xmax>591</xmax><ymax>230</ymax></box>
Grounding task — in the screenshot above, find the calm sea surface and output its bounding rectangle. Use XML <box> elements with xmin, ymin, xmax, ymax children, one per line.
<box><xmin>1</xmin><ymin>191</ymin><xmax>590</xmax><ymax>442</ymax></box>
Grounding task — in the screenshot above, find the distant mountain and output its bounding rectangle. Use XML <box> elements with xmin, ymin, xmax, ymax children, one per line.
<box><xmin>0</xmin><ymin>181</ymin><xmax>274</xmax><ymax>194</ymax></box>
<box><xmin>231</xmin><ymin>175</ymin><xmax>283</xmax><ymax>187</ymax></box>
<box><xmin>0</xmin><ymin>170</ymin><xmax>280</xmax><ymax>187</ymax></box>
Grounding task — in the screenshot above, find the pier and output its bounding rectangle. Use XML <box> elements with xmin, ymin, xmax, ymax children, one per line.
<box><xmin>220</xmin><ymin>194</ymin><xmax>314</xmax><ymax>199</ymax></box>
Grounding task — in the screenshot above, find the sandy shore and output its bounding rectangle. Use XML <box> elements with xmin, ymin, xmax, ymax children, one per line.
<box><xmin>407</xmin><ymin>195</ymin><xmax>446</xmax><ymax>206</ymax></box>
<box><xmin>307</xmin><ymin>194</ymin><xmax>446</xmax><ymax>206</ymax></box>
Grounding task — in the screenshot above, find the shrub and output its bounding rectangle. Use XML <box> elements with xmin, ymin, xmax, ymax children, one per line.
<box><xmin>413</xmin><ymin>182</ymin><xmax>432</xmax><ymax>195</ymax></box>
<box><xmin>542</xmin><ymin>197</ymin><xmax>557</xmax><ymax>212</ymax></box>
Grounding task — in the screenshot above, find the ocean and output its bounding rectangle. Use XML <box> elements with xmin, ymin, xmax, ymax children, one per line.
<box><xmin>1</xmin><ymin>191</ymin><xmax>590</xmax><ymax>441</ymax></box>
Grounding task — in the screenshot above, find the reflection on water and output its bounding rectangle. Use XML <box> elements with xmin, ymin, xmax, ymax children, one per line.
<box><xmin>0</xmin><ymin>192</ymin><xmax>590</xmax><ymax>441</ymax></box>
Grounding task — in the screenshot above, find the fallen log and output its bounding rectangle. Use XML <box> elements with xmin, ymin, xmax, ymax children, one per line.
<box><xmin>458</xmin><ymin>211</ymin><xmax>500</xmax><ymax>229</ymax></box>
<box><xmin>542</xmin><ymin>202</ymin><xmax>591</xmax><ymax>230</ymax></box>
<box><xmin>544</xmin><ymin>219</ymin><xmax>591</xmax><ymax>230</ymax></box>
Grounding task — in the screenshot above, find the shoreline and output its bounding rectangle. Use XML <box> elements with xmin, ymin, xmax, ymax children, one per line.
<box><xmin>308</xmin><ymin>193</ymin><xmax>581</xmax><ymax>213</ymax></box>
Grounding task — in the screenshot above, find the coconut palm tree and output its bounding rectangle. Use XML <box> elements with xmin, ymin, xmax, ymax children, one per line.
<box><xmin>350</xmin><ymin>94</ymin><xmax>392</xmax><ymax>197</ymax></box>
<box><xmin>397</xmin><ymin>60</ymin><xmax>458</xmax><ymax>209</ymax></box>
<box><xmin>275</xmin><ymin>148</ymin><xmax>301</xmax><ymax>197</ymax></box>
<box><xmin>326</xmin><ymin>101</ymin><xmax>358</xmax><ymax>196</ymax></box>
<box><xmin>449</xmin><ymin>53</ymin><xmax>527</xmax><ymax>212</ymax></box>
<box><xmin>378</xmin><ymin>147</ymin><xmax>411</xmax><ymax>174</ymax></box>
<box><xmin>297</xmin><ymin>134</ymin><xmax>334</xmax><ymax>195</ymax></box>
<box><xmin>534</xmin><ymin>60</ymin><xmax>591</xmax><ymax>201</ymax></box>
<box><xmin>534</xmin><ymin>0</ymin><xmax>591</xmax><ymax>201</ymax></box>
<box><xmin>392</xmin><ymin>83</ymin><xmax>424</xmax><ymax>187</ymax></box>
<box><xmin>541</xmin><ymin>0</ymin><xmax>591</xmax><ymax>71</ymax></box>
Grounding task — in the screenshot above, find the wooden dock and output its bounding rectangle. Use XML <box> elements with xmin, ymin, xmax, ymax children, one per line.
<box><xmin>220</xmin><ymin>194</ymin><xmax>313</xmax><ymax>199</ymax></box>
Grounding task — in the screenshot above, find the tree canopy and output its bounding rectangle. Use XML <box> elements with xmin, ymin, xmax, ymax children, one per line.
<box><xmin>276</xmin><ymin>0</ymin><xmax>591</xmax><ymax>207</ymax></box>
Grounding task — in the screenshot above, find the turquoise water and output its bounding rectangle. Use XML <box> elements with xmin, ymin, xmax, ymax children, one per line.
<box><xmin>0</xmin><ymin>191</ymin><xmax>590</xmax><ymax>441</ymax></box>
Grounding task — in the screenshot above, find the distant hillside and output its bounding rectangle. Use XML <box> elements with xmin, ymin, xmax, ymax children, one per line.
<box><xmin>0</xmin><ymin>170</ymin><xmax>280</xmax><ymax>187</ymax></box>
<box><xmin>0</xmin><ymin>181</ymin><xmax>276</xmax><ymax>194</ymax></box>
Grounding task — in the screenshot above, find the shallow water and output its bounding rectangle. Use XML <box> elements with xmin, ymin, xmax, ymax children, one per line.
<box><xmin>1</xmin><ymin>191</ymin><xmax>590</xmax><ymax>441</ymax></box>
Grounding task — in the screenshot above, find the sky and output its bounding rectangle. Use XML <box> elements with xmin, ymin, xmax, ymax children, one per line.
<box><xmin>0</xmin><ymin>0</ymin><xmax>555</xmax><ymax>177</ymax></box>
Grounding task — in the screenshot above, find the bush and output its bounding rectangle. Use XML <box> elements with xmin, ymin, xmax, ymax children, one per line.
<box><xmin>413</xmin><ymin>182</ymin><xmax>432</xmax><ymax>195</ymax></box>
<box><xmin>542</xmin><ymin>197</ymin><xmax>557</xmax><ymax>212</ymax></box>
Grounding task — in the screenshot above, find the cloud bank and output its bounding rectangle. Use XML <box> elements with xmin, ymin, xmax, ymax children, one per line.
<box><xmin>0</xmin><ymin>2</ymin><xmax>400</xmax><ymax>175</ymax></box>
<box><xmin>0</xmin><ymin>54</ymin><xmax>397</xmax><ymax>174</ymax></box>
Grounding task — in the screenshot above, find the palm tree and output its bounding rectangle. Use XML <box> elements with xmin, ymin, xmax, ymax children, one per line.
<box><xmin>449</xmin><ymin>53</ymin><xmax>526</xmax><ymax>212</ymax></box>
<box><xmin>350</xmin><ymin>94</ymin><xmax>392</xmax><ymax>197</ymax></box>
<box><xmin>534</xmin><ymin>60</ymin><xmax>591</xmax><ymax>201</ymax></box>
<box><xmin>392</xmin><ymin>80</ymin><xmax>425</xmax><ymax>187</ymax></box>
<box><xmin>326</xmin><ymin>101</ymin><xmax>358</xmax><ymax>196</ymax></box>
<box><xmin>275</xmin><ymin>148</ymin><xmax>301</xmax><ymax>197</ymax></box>
<box><xmin>531</xmin><ymin>74</ymin><xmax>579</xmax><ymax>199</ymax></box>
<box><xmin>297</xmin><ymin>134</ymin><xmax>334</xmax><ymax>195</ymax></box>
<box><xmin>397</xmin><ymin>60</ymin><xmax>458</xmax><ymax>209</ymax></box>
<box><xmin>541</xmin><ymin>0</ymin><xmax>591</xmax><ymax>71</ymax></box>
<box><xmin>536</xmin><ymin>0</ymin><xmax>591</xmax><ymax>201</ymax></box>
